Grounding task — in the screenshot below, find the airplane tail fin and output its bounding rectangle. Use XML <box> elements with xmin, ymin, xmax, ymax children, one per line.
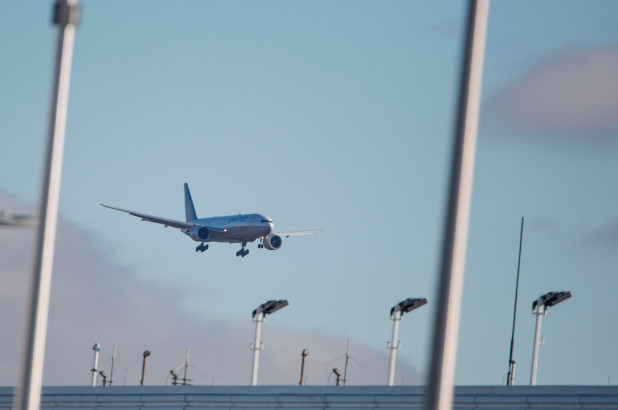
<box><xmin>184</xmin><ymin>183</ymin><xmax>198</xmax><ymax>221</ymax></box>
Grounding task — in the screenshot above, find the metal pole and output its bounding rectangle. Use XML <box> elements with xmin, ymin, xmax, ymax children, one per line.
<box><xmin>13</xmin><ymin>1</ymin><xmax>79</xmax><ymax>409</ymax></box>
<box><xmin>343</xmin><ymin>339</ymin><xmax>350</xmax><ymax>386</ymax></box>
<box><xmin>140</xmin><ymin>351</ymin><xmax>150</xmax><ymax>386</ymax></box>
<box><xmin>109</xmin><ymin>343</ymin><xmax>116</xmax><ymax>387</ymax></box>
<box><xmin>250</xmin><ymin>313</ymin><xmax>264</xmax><ymax>386</ymax></box>
<box><xmin>183</xmin><ymin>347</ymin><xmax>190</xmax><ymax>386</ymax></box>
<box><xmin>425</xmin><ymin>1</ymin><xmax>489</xmax><ymax>409</ymax></box>
<box><xmin>91</xmin><ymin>343</ymin><xmax>101</xmax><ymax>387</ymax></box>
<box><xmin>299</xmin><ymin>349</ymin><xmax>309</xmax><ymax>386</ymax></box>
<box><xmin>530</xmin><ymin>304</ymin><xmax>544</xmax><ymax>386</ymax></box>
<box><xmin>387</xmin><ymin>310</ymin><xmax>402</xmax><ymax>386</ymax></box>
<box><xmin>507</xmin><ymin>217</ymin><xmax>524</xmax><ymax>386</ymax></box>
<box><xmin>140</xmin><ymin>357</ymin><xmax>146</xmax><ymax>386</ymax></box>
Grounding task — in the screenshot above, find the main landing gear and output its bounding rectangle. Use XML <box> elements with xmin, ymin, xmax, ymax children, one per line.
<box><xmin>236</xmin><ymin>241</ymin><xmax>249</xmax><ymax>257</ymax></box>
<box><xmin>196</xmin><ymin>242</ymin><xmax>209</xmax><ymax>252</ymax></box>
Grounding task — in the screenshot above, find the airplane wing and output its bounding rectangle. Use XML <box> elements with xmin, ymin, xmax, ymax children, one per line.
<box><xmin>0</xmin><ymin>212</ymin><xmax>38</xmax><ymax>227</ymax></box>
<box><xmin>100</xmin><ymin>204</ymin><xmax>195</xmax><ymax>230</ymax></box>
<box><xmin>275</xmin><ymin>229</ymin><xmax>323</xmax><ymax>238</ymax></box>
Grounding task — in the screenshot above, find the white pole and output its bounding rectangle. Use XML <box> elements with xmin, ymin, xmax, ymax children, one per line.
<box><xmin>183</xmin><ymin>347</ymin><xmax>190</xmax><ymax>386</ymax></box>
<box><xmin>530</xmin><ymin>304</ymin><xmax>545</xmax><ymax>386</ymax></box>
<box><xmin>91</xmin><ymin>343</ymin><xmax>101</xmax><ymax>387</ymax></box>
<box><xmin>387</xmin><ymin>310</ymin><xmax>402</xmax><ymax>386</ymax></box>
<box><xmin>425</xmin><ymin>1</ymin><xmax>489</xmax><ymax>409</ymax></box>
<box><xmin>250</xmin><ymin>313</ymin><xmax>264</xmax><ymax>386</ymax></box>
<box><xmin>13</xmin><ymin>1</ymin><xmax>79</xmax><ymax>409</ymax></box>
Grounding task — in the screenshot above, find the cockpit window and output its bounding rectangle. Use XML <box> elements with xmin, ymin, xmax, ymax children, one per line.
<box><xmin>261</xmin><ymin>219</ymin><xmax>272</xmax><ymax>223</ymax></box>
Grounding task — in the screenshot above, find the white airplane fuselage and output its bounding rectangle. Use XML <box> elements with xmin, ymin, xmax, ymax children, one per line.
<box><xmin>182</xmin><ymin>214</ymin><xmax>274</xmax><ymax>243</ymax></box>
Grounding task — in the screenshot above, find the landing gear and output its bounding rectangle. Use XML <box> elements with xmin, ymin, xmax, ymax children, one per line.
<box><xmin>258</xmin><ymin>237</ymin><xmax>264</xmax><ymax>249</ymax></box>
<box><xmin>196</xmin><ymin>243</ymin><xmax>209</xmax><ymax>252</ymax></box>
<box><xmin>236</xmin><ymin>241</ymin><xmax>249</xmax><ymax>257</ymax></box>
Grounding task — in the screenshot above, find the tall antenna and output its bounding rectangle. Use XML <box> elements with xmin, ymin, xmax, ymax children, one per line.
<box><xmin>183</xmin><ymin>347</ymin><xmax>190</xmax><ymax>386</ymax></box>
<box><xmin>342</xmin><ymin>339</ymin><xmax>350</xmax><ymax>386</ymax></box>
<box><xmin>170</xmin><ymin>347</ymin><xmax>209</xmax><ymax>386</ymax></box>
<box><xmin>326</xmin><ymin>338</ymin><xmax>362</xmax><ymax>386</ymax></box>
<box><xmin>109</xmin><ymin>343</ymin><xmax>117</xmax><ymax>386</ymax></box>
<box><xmin>506</xmin><ymin>217</ymin><xmax>524</xmax><ymax>386</ymax></box>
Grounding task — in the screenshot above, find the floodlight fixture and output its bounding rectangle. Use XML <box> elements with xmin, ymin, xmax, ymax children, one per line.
<box><xmin>143</xmin><ymin>350</ymin><xmax>151</xmax><ymax>358</ymax></box>
<box><xmin>530</xmin><ymin>291</ymin><xmax>572</xmax><ymax>385</ymax></box>
<box><xmin>390</xmin><ymin>297</ymin><xmax>428</xmax><ymax>317</ymax></box>
<box><xmin>170</xmin><ymin>370</ymin><xmax>179</xmax><ymax>386</ymax></box>
<box><xmin>252</xmin><ymin>299</ymin><xmax>289</xmax><ymax>319</ymax></box>
<box><xmin>333</xmin><ymin>368</ymin><xmax>342</xmax><ymax>386</ymax></box>
<box><xmin>387</xmin><ymin>298</ymin><xmax>427</xmax><ymax>386</ymax></box>
<box><xmin>250</xmin><ymin>299</ymin><xmax>289</xmax><ymax>385</ymax></box>
<box><xmin>532</xmin><ymin>291</ymin><xmax>571</xmax><ymax>311</ymax></box>
<box><xmin>99</xmin><ymin>370</ymin><xmax>107</xmax><ymax>386</ymax></box>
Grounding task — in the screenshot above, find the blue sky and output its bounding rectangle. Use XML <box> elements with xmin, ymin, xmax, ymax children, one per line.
<box><xmin>1</xmin><ymin>1</ymin><xmax>617</xmax><ymax>386</ymax></box>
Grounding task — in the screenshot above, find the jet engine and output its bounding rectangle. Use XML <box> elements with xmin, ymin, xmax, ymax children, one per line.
<box><xmin>189</xmin><ymin>226</ymin><xmax>211</xmax><ymax>241</ymax></box>
<box><xmin>263</xmin><ymin>233</ymin><xmax>282</xmax><ymax>250</ymax></box>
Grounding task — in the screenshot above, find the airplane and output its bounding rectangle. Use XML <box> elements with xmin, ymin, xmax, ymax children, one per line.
<box><xmin>0</xmin><ymin>210</ymin><xmax>38</xmax><ymax>227</ymax></box>
<box><xmin>101</xmin><ymin>183</ymin><xmax>322</xmax><ymax>257</ymax></box>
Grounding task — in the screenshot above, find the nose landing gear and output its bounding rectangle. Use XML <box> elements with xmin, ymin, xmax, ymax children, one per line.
<box><xmin>196</xmin><ymin>243</ymin><xmax>209</xmax><ymax>252</ymax></box>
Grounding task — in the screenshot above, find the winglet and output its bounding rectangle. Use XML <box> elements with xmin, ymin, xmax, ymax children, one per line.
<box><xmin>184</xmin><ymin>183</ymin><xmax>198</xmax><ymax>222</ymax></box>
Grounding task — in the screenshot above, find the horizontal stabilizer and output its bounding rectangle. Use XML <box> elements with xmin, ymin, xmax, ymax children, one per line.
<box><xmin>275</xmin><ymin>229</ymin><xmax>323</xmax><ymax>238</ymax></box>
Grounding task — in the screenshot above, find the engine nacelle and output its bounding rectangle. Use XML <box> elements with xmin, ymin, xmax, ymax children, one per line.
<box><xmin>189</xmin><ymin>226</ymin><xmax>211</xmax><ymax>241</ymax></box>
<box><xmin>263</xmin><ymin>233</ymin><xmax>283</xmax><ymax>250</ymax></box>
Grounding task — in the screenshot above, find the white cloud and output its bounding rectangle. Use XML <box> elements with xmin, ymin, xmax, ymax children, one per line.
<box><xmin>0</xmin><ymin>191</ymin><xmax>422</xmax><ymax>387</ymax></box>
<box><xmin>485</xmin><ymin>45</ymin><xmax>618</xmax><ymax>140</ymax></box>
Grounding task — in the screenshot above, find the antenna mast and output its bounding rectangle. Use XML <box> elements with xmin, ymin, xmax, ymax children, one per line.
<box><xmin>343</xmin><ymin>339</ymin><xmax>350</xmax><ymax>386</ymax></box>
<box><xmin>507</xmin><ymin>217</ymin><xmax>524</xmax><ymax>385</ymax></box>
<box><xmin>109</xmin><ymin>343</ymin><xmax>117</xmax><ymax>386</ymax></box>
<box><xmin>183</xmin><ymin>347</ymin><xmax>190</xmax><ymax>386</ymax></box>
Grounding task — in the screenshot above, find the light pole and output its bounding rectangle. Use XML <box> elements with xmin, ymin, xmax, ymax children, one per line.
<box><xmin>425</xmin><ymin>1</ymin><xmax>489</xmax><ymax>409</ymax></box>
<box><xmin>140</xmin><ymin>350</ymin><xmax>151</xmax><ymax>386</ymax></box>
<box><xmin>530</xmin><ymin>291</ymin><xmax>571</xmax><ymax>386</ymax></box>
<box><xmin>333</xmin><ymin>368</ymin><xmax>342</xmax><ymax>386</ymax></box>
<box><xmin>170</xmin><ymin>370</ymin><xmax>179</xmax><ymax>386</ymax></box>
<box><xmin>14</xmin><ymin>1</ymin><xmax>80</xmax><ymax>409</ymax></box>
<box><xmin>99</xmin><ymin>371</ymin><xmax>107</xmax><ymax>387</ymax></box>
<box><xmin>387</xmin><ymin>298</ymin><xmax>427</xmax><ymax>386</ymax></box>
<box><xmin>91</xmin><ymin>343</ymin><xmax>101</xmax><ymax>387</ymax></box>
<box><xmin>250</xmin><ymin>299</ymin><xmax>289</xmax><ymax>386</ymax></box>
<box><xmin>299</xmin><ymin>349</ymin><xmax>309</xmax><ymax>385</ymax></box>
